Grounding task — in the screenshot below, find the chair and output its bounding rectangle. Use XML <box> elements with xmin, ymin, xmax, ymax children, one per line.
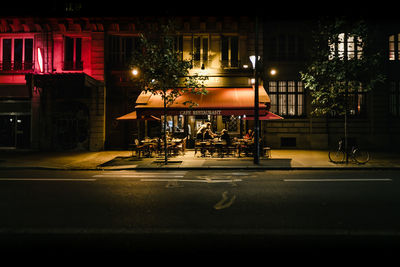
<box><xmin>130</xmin><ymin>139</ymin><xmax>145</xmax><ymax>158</ymax></box>
<box><xmin>173</xmin><ymin>137</ymin><xmax>187</xmax><ymax>155</ymax></box>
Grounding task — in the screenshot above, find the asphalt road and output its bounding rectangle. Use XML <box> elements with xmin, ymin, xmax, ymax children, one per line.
<box><xmin>1</xmin><ymin>169</ymin><xmax>400</xmax><ymax>256</ymax></box>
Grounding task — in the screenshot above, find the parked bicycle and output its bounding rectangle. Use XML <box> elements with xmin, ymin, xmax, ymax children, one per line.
<box><xmin>329</xmin><ymin>139</ymin><xmax>370</xmax><ymax>164</ymax></box>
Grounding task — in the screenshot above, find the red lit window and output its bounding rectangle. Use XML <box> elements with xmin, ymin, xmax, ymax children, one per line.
<box><xmin>63</xmin><ymin>37</ymin><xmax>82</xmax><ymax>70</ymax></box>
<box><xmin>0</xmin><ymin>37</ymin><xmax>34</xmax><ymax>71</ymax></box>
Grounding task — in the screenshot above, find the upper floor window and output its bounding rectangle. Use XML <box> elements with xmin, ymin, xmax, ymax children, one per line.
<box><xmin>109</xmin><ymin>35</ymin><xmax>141</xmax><ymax>68</ymax></box>
<box><xmin>329</xmin><ymin>33</ymin><xmax>363</xmax><ymax>60</ymax></box>
<box><xmin>64</xmin><ymin>36</ymin><xmax>82</xmax><ymax>70</ymax></box>
<box><xmin>389</xmin><ymin>34</ymin><xmax>400</xmax><ymax>61</ymax></box>
<box><xmin>221</xmin><ymin>36</ymin><xmax>239</xmax><ymax>68</ymax></box>
<box><xmin>192</xmin><ymin>35</ymin><xmax>209</xmax><ymax>69</ymax></box>
<box><xmin>0</xmin><ymin>37</ymin><xmax>33</xmax><ymax>71</ymax></box>
<box><xmin>267</xmin><ymin>34</ymin><xmax>304</xmax><ymax>61</ymax></box>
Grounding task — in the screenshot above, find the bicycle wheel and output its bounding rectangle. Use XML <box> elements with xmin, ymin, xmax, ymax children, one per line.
<box><xmin>328</xmin><ymin>150</ymin><xmax>345</xmax><ymax>163</ymax></box>
<box><xmin>353</xmin><ymin>149</ymin><xmax>370</xmax><ymax>164</ymax></box>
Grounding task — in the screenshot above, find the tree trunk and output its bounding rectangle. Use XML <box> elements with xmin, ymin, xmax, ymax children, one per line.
<box><xmin>345</xmin><ymin>83</ymin><xmax>349</xmax><ymax>164</ymax></box>
<box><xmin>163</xmin><ymin>91</ymin><xmax>168</xmax><ymax>165</ymax></box>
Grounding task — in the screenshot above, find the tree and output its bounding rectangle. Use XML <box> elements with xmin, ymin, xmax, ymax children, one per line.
<box><xmin>300</xmin><ymin>18</ymin><xmax>385</xmax><ymax>163</ymax></box>
<box><xmin>130</xmin><ymin>21</ymin><xmax>208</xmax><ymax>164</ymax></box>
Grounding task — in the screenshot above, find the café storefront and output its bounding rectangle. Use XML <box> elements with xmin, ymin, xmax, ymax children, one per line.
<box><xmin>118</xmin><ymin>86</ymin><xmax>276</xmax><ymax>147</ymax></box>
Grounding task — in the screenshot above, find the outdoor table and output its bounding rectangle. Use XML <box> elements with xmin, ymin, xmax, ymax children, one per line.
<box><xmin>212</xmin><ymin>140</ymin><xmax>227</xmax><ymax>158</ymax></box>
<box><xmin>198</xmin><ymin>141</ymin><xmax>209</xmax><ymax>157</ymax></box>
<box><xmin>233</xmin><ymin>139</ymin><xmax>253</xmax><ymax>157</ymax></box>
<box><xmin>140</xmin><ymin>139</ymin><xmax>158</xmax><ymax>157</ymax></box>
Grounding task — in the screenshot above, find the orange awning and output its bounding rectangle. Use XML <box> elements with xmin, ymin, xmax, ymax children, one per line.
<box><xmin>134</xmin><ymin>86</ymin><xmax>270</xmax><ymax>116</ymax></box>
<box><xmin>116</xmin><ymin>111</ymin><xmax>160</xmax><ymax>121</ymax></box>
<box><xmin>243</xmin><ymin>111</ymin><xmax>284</xmax><ymax>120</ymax></box>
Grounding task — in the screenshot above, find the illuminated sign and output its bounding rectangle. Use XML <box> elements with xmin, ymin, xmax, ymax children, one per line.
<box><xmin>37</xmin><ymin>48</ymin><xmax>44</xmax><ymax>72</ymax></box>
<box><xmin>179</xmin><ymin>110</ymin><xmax>222</xmax><ymax>115</ymax></box>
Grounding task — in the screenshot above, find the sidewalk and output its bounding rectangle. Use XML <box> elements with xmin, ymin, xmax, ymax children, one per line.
<box><xmin>0</xmin><ymin>149</ymin><xmax>399</xmax><ymax>170</ymax></box>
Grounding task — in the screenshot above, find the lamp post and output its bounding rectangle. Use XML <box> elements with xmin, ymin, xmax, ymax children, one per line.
<box><xmin>250</xmin><ymin>16</ymin><xmax>260</xmax><ymax>164</ymax></box>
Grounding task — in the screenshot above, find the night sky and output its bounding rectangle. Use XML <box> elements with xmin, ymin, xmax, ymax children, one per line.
<box><xmin>1</xmin><ymin>0</ymin><xmax>389</xmax><ymax>20</ymax></box>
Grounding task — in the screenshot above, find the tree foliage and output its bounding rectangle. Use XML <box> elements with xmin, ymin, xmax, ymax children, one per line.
<box><xmin>129</xmin><ymin>20</ymin><xmax>208</xmax><ymax>164</ymax></box>
<box><xmin>300</xmin><ymin>18</ymin><xmax>386</xmax><ymax>116</ymax></box>
<box><xmin>130</xmin><ymin>21</ymin><xmax>208</xmax><ymax>108</ymax></box>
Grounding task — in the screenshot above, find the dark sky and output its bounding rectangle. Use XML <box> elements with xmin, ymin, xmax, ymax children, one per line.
<box><xmin>0</xmin><ymin>0</ymin><xmax>391</xmax><ymax>20</ymax></box>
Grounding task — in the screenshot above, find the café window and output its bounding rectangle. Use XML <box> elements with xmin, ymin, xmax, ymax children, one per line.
<box><xmin>268</xmin><ymin>81</ymin><xmax>305</xmax><ymax>117</ymax></box>
<box><xmin>1</xmin><ymin>38</ymin><xmax>34</xmax><ymax>71</ymax></box>
<box><xmin>221</xmin><ymin>36</ymin><xmax>239</xmax><ymax>68</ymax></box>
<box><xmin>63</xmin><ymin>36</ymin><xmax>83</xmax><ymax>70</ymax></box>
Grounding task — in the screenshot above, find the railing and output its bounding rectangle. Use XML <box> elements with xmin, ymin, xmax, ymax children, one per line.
<box><xmin>0</xmin><ymin>61</ymin><xmax>34</xmax><ymax>72</ymax></box>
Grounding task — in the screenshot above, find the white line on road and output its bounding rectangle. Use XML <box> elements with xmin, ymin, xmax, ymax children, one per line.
<box><xmin>0</xmin><ymin>178</ymin><xmax>97</xmax><ymax>182</ymax></box>
<box><xmin>283</xmin><ymin>178</ymin><xmax>392</xmax><ymax>182</ymax></box>
<box><xmin>93</xmin><ymin>171</ymin><xmax>187</xmax><ymax>178</ymax></box>
<box><xmin>140</xmin><ymin>178</ymin><xmax>242</xmax><ymax>183</ymax></box>
<box><xmin>93</xmin><ymin>175</ymin><xmax>185</xmax><ymax>178</ymax></box>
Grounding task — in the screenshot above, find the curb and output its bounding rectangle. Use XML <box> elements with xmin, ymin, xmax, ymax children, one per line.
<box><xmin>1</xmin><ymin>165</ymin><xmax>400</xmax><ymax>171</ymax></box>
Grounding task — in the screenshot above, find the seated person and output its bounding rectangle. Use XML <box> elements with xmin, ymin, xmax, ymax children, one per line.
<box><xmin>220</xmin><ymin>129</ymin><xmax>231</xmax><ymax>146</ymax></box>
<box><xmin>203</xmin><ymin>129</ymin><xmax>214</xmax><ymax>140</ymax></box>
<box><xmin>203</xmin><ymin>122</ymin><xmax>216</xmax><ymax>140</ymax></box>
<box><xmin>196</xmin><ymin>127</ymin><xmax>206</xmax><ymax>141</ymax></box>
<box><xmin>244</xmin><ymin>129</ymin><xmax>254</xmax><ymax>140</ymax></box>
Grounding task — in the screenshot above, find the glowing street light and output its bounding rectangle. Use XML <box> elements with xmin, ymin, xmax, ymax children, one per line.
<box><xmin>131</xmin><ymin>68</ymin><xmax>139</xmax><ymax>76</ymax></box>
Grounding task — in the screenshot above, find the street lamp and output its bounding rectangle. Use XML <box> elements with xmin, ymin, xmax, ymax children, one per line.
<box><xmin>251</xmin><ymin>17</ymin><xmax>260</xmax><ymax>165</ymax></box>
<box><xmin>131</xmin><ymin>68</ymin><xmax>139</xmax><ymax>76</ymax></box>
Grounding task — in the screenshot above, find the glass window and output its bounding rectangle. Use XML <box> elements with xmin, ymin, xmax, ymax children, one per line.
<box><xmin>330</xmin><ymin>33</ymin><xmax>362</xmax><ymax>60</ymax></box>
<box><xmin>2</xmin><ymin>39</ymin><xmax>12</xmax><ymax>70</ymax></box>
<box><xmin>268</xmin><ymin>35</ymin><xmax>305</xmax><ymax>61</ymax></box>
<box><xmin>268</xmin><ymin>81</ymin><xmax>305</xmax><ymax>117</ymax></box>
<box><xmin>64</xmin><ymin>37</ymin><xmax>82</xmax><ymax>70</ymax></box>
<box><xmin>221</xmin><ymin>36</ymin><xmax>239</xmax><ymax>68</ymax></box>
<box><xmin>24</xmin><ymin>39</ymin><xmax>33</xmax><ymax>70</ymax></box>
<box><xmin>1</xmin><ymin>38</ymin><xmax>34</xmax><ymax>71</ymax></box>
<box><xmin>389</xmin><ymin>35</ymin><xmax>395</xmax><ymax>60</ymax></box>
<box><xmin>14</xmin><ymin>39</ymin><xmax>23</xmax><ymax>70</ymax></box>
<box><xmin>193</xmin><ymin>36</ymin><xmax>208</xmax><ymax>68</ymax></box>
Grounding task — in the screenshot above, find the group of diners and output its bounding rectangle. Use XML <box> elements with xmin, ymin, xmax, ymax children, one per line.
<box><xmin>194</xmin><ymin>122</ymin><xmax>257</xmax><ymax>158</ymax></box>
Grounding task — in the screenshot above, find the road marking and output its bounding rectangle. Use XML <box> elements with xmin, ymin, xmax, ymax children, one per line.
<box><xmin>93</xmin><ymin>171</ymin><xmax>187</xmax><ymax>178</ymax></box>
<box><xmin>140</xmin><ymin>178</ymin><xmax>242</xmax><ymax>183</ymax></box>
<box><xmin>94</xmin><ymin>175</ymin><xmax>185</xmax><ymax>178</ymax></box>
<box><xmin>0</xmin><ymin>178</ymin><xmax>96</xmax><ymax>182</ymax></box>
<box><xmin>283</xmin><ymin>178</ymin><xmax>392</xmax><ymax>182</ymax></box>
<box><xmin>214</xmin><ymin>191</ymin><xmax>236</xmax><ymax>210</ymax></box>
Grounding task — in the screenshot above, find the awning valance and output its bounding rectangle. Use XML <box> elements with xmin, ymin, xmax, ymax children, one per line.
<box><xmin>134</xmin><ymin>86</ymin><xmax>270</xmax><ymax>116</ymax></box>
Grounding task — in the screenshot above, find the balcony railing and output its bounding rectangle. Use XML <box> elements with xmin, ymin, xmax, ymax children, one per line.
<box><xmin>0</xmin><ymin>61</ymin><xmax>34</xmax><ymax>72</ymax></box>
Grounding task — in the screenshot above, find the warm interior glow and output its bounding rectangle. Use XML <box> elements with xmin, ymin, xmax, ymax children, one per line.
<box><xmin>131</xmin><ymin>68</ymin><xmax>138</xmax><ymax>76</ymax></box>
<box><xmin>37</xmin><ymin>48</ymin><xmax>44</xmax><ymax>73</ymax></box>
<box><xmin>270</xmin><ymin>69</ymin><xmax>277</xmax><ymax>76</ymax></box>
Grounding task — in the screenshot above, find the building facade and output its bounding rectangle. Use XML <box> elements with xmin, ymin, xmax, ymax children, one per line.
<box><xmin>0</xmin><ymin>17</ymin><xmax>105</xmax><ymax>151</ymax></box>
<box><xmin>0</xmin><ymin>15</ymin><xmax>399</xmax><ymax>151</ymax></box>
